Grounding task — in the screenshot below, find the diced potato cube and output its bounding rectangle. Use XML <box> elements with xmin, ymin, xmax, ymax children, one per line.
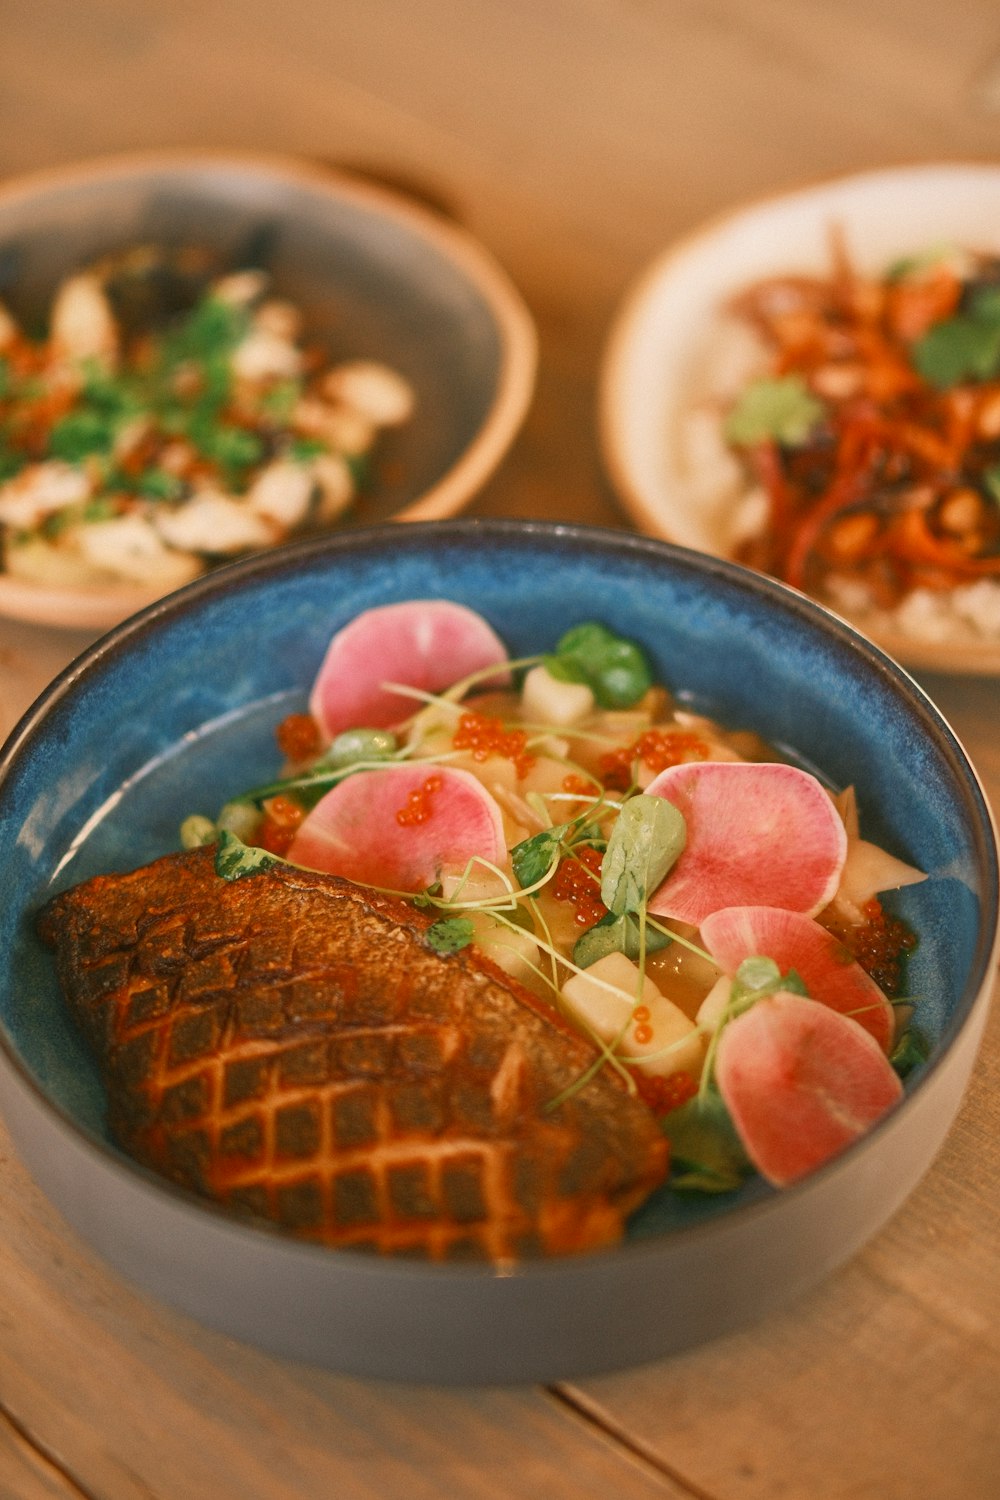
<box><xmin>696</xmin><ymin>975</ymin><xmax>732</xmax><ymax>1030</ymax></box>
<box><xmin>469</xmin><ymin>912</ymin><xmax>540</xmax><ymax>985</ymax></box>
<box><xmin>562</xmin><ymin>953</ymin><xmax>703</xmax><ymax>1077</ymax></box>
<box><xmin>521</xmin><ymin>664</ymin><xmax>594</xmax><ymax>727</ymax></box>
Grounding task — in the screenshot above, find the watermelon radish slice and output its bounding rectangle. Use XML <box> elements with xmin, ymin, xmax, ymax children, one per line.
<box><xmin>701</xmin><ymin>900</ymin><xmax>893</xmax><ymax>1056</ymax></box>
<box><xmin>286</xmin><ymin>764</ymin><xmax>507</xmax><ymax>891</ymax></box>
<box><xmin>308</xmin><ymin>600</ymin><xmax>511</xmax><ymax>741</ymax></box>
<box><xmin>701</xmin><ymin>905</ymin><xmax>895</xmax><ymax>1052</ymax></box>
<box><xmin>645</xmin><ymin>761</ymin><xmax>847</xmax><ymax>925</ymax></box>
<box><xmin>715</xmin><ymin>990</ymin><xmax>903</xmax><ymax>1186</ymax></box>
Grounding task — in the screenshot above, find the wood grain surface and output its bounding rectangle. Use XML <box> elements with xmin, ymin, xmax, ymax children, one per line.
<box><xmin>0</xmin><ymin>3</ymin><xmax>999</xmax><ymax>1497</ymax></box>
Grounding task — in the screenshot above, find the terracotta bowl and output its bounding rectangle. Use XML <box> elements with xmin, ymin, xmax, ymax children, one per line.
<box><xmin>0</xmin><ymin>150</ymin><xmax>536</xmax><ymax>630</ymax></box>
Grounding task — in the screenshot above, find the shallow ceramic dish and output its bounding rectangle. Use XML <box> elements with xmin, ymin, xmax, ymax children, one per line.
<box><xmin>0</xmin><ymin>150</ymin><xmax>536</xmax><ymax>631</ymax></box>
<box><xmin>599</xmin><ymin>162</ymin><xmax>1000</xmax><ymax>676</ymax></box>
<box><xmin>0</xmin><ymin>519</ymin><xmax>996</xmax><ymax>1385</ymax></box>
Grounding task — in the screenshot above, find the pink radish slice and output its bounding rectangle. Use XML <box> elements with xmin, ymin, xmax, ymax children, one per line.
<box><xmin>715</xmin><ymin>991</ymin><xmax>903</xmax><ymax>1187</ymax></box>
<box><xmin>645</xmin><ymin>761</ymin><xmax>847</xmax><ymax>926</ymax></box>
<box><xmin>286</xmin><ymin>764</ymin><xmax>507</xmax><ymax>892</ymax></box>
<box><xmin>308</xmin><ymin>600</ymin><xmax>511</xmax><ymax>741</ymax></box>
<box><xmin>701</xmin><ymin>905</ymin><xmax>895</xmax><ymax>1052</ymax></box>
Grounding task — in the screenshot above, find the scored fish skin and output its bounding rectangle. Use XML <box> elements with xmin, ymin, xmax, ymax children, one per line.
<box><xmin>37</xmin><ymin>847</ymin><xmax>668</xmax><ymax>1262</ymax></box>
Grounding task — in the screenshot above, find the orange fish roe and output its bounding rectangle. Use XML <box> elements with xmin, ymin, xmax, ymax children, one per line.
<box><xmin>632</xmin><ymin>1069</ymin><xmax>698</xmax><ymax>1117</ymax></box>
<box><xmin>839</xmin><ymin>898</ymin><xmax>918</xmax><ymax>995</ymax></box>
<box><xmin>396</xmin><ymin>774</ymin><xmax>444</xmax><ymax>827</ymax></box>
<box><xmin>599</xmin><ymin>728</ymin><xmax>710</xmax><ymax>791</ymax></box>
<box><xmin>452</xmin><ymin>710</ymin><xmax>536</xmax><ymax>779</ymax></box>
<box><xmin>257</xmin><ymin>793</ymin><xmax>306</xmax><ymax>855</ymax></box>
<box><xmin>632</xmin><ymin>1004</ymin><xmax>655</xmax><ymax>1046</ymax></box>
<box><xmin>551</xmin><ymin>844</ymin><xmax>608</xmax><ymax>927</ymax></box>
<box><xmin>275</xmin><ymin>711</ymin><xmax>322</xmax><ymax>764</ymax></box>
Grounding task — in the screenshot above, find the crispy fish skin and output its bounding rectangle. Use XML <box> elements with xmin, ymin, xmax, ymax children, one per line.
<box><xmin>37</xmin><ymin>847</ymin><xmax>668</xmax><ymax>1261</ymax></box>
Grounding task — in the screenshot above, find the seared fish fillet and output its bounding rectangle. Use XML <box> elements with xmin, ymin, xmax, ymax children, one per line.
<box><xmin>37</xmin><ymin>848</ymin><xmax>668</xmax><ymax>1261</ymax></box>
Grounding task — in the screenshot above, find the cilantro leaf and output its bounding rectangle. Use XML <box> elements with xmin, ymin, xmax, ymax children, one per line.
<box><xmin>912</xmin><ymin>287</ymin><xmax>1000</xmax><ymax>388</ymax></box>
<box><xmin>723</xmin><ymin>375</ymin><xmax>825</xmax><ymax>447</ymax></box>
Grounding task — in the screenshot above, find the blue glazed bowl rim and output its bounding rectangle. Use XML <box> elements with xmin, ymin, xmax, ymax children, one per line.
<box><xmin>1</xmin><ymin>516</ymin><xmax>997</xmax><ymax>1278</ymax></box>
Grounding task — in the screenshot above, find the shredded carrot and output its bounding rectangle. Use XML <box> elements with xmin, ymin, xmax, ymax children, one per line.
<box><xmin>726</xmin><ymin>236</ymin><xmax>1000</xmax><ymax>607</ymax></box>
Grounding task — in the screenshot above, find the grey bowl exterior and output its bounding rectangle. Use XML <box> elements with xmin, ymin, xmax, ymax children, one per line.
<box><xmin>0</xmin><ymin>520</ymin><xmax>996</xmax><ymax>1384</ymax></box>
<box><xmin>0</xmin><ymin>979</ymin><xmax>989</xmax><ymax>1385</ymax></box>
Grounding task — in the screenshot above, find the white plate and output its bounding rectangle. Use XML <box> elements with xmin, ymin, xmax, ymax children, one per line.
<box><xmin>599</xmin><ymin>162</ymin><xmax>1000</xmax><ymax>676</ymax></box>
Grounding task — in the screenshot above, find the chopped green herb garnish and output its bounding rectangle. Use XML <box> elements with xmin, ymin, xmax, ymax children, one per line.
<box><xmin>261</xmin><ymin>379</ymin><xmax>303</xmax><ymax>423</ymax></box>
<box><xmin>912</xmin><ymin>287</ymin><xmax>1000</xmax><ymax>388</ymax></box>
<box><xmin>48</xmin><ymin>408</ymin><xmax>117</xmax><ymax>462</ymax></box>
<box><xmin>134</xmin><ymin>467</ymin><xmax>184</xmax><ymax>501</ymax></box>
<box><xmin>723</xmin><ymin>374</ymin><xmax>825</xmax><ymax>447</ymax></box>
<box><xmin>289</xmin><ymin>436</ymin><xmax>327</xmax><ymax>462</ymax></box>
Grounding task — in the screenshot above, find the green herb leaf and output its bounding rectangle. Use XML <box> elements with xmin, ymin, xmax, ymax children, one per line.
<box><xmin>884</xmin><ymin>244</ymin><xmax>957</xmax><ymax>281</ymax></box>
<box><xmin>890</xmin><ymin>1025</ymin><xmax>929</xmax><ymax>1079</ymax></box>
<box><xmin>425</xmin><ymin>916</ymin><xmax>476</xmax><ymax>956</ymax></box>
<box><xmin>289</xmin><ymin>436</ymin><xmax>327</xmax><ymax>462</ymax></box>
<box><xmin>48</xmin><ymin>408</ymin><xmax>116</xmax><ymax>462</ymax></box>
<box><xmin>136</xmin><ymin>467</ymin><xmax>184</xmax><ymax>501</ymax></box>
<box><xmin>664</xmin><ymin>1088</ymin><xmax>750</xmax><ymax>1194</ymax></box>
<box><xmin>723</xmin><ymin>375</ymin><xmax>825</xmax><ymax>447</ymax></box>
<box><xmin>214</xmin><ymin>829</ymin><xmax>280</xmax><ymax>881</ymax></box>
<box><xmin>544</xmin><ymin>622</ymin><xmax>654</xmax><ymax>709</ymax></box>
<box><xmin>511</xmin><ymin>825</ymin><xmax>566</xmax><ymax>888</ymax></box>
<box><xmin>912</xmin><ymin>287</ymin><xmax>1000</xmax><ymax>388</ymax></box>
<box><xmin>573</xmin><ymin>909</ymin><xmax>672</xmax><ymax>969</ymax></box>
<box><xmin>732</xmin><ymin>955</ymin><xmax>783</xmax><ymax>995</ymax></box>
<box><xmin>600</xmin><ymin>793</ymin><xmax>686</xmax><ymax>915</ymax></box>
<box><xmin>261</xmin><ymin>378</ymin><xmax>303</xmax><ymax>423</ymax></box>
<box><xmin>983</xmin><ymin>465</ymin><xmax>1000</xmax><ymax>508</ymax></box>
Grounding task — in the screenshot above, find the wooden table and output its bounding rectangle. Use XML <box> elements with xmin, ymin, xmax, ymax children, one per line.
<box><xmin>1</xmin><ymin>3</ymin><xmax>999</xmax><ymax>1495</ymax></box>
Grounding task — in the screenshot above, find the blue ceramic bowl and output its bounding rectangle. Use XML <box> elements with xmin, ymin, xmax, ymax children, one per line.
<box><xmin>0</xmin><ymin>150</ymin><xmax>536</xmax><ymax>630</ymax></box>
<box><xmin>0</xmin><ymin>519</ymin><xmax>996</xmax><ymax>1383</ymax></box>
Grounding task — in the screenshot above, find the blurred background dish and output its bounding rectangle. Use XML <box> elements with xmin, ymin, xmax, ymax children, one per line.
<box><xmin>599</xmin><ymin>162</ymin><xmax>1000</xmax><ymax>676</ymax></box>
<box><xmin>0</xmin><ymin>150</ymin><xmax>537</xmax><ymax>631</ymax></box>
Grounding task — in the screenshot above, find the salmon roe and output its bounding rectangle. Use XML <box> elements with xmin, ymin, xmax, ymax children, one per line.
<box><xmin>452</xmin><ymin>710</ymin><xmax>536</xmax><ymax>779</ymax></box>
<box><xmin>257</xmin><ymin>793</ymin><xmax>306</xmax><ymax>855</ymax></box>
<box><xmin>838</xmin><ymin>898</ymin><xmax>918</xmax><ymax>995</ymax></box>
<box><xmin>632</xmin><ymin>1070</ymin><xmax>698</xmax><ymax>1117</ymax></box>
<box><xmin>599</xmin><ymin>728</ymin><xmax>709</xmax><ymax>791</ymax></box>
<box><xmin>275</xmin><ymin>711</ymin><xmax>322</xmax><ymax>763</ymax></box>
<box><xmin>396</xmin><ymin>773</ymin><xmax>444</xmax><ymax>827</ymax></box>
<box><xmin>551</xmin><ymin>844</ymin><xmax>608</xmax><ymax>927</ymax></box>
<box><xmin>632</xmin><ymin>1004</ymin><xmax>654</xmax><ymax>1046</ymax></box>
